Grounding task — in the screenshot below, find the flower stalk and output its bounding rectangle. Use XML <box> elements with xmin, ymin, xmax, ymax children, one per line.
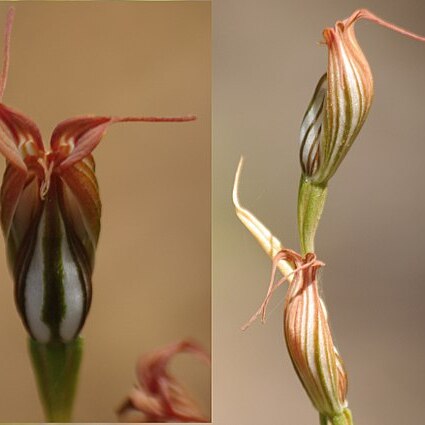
<box><xmin>29</xmin><ymin>338</ymin><xmax>82</xmax><ymax>422</ymax></box>
<box><xmin>297</xmin><ymin>176</ymin><xmax>327</xmax><ymax>255</ymax></box>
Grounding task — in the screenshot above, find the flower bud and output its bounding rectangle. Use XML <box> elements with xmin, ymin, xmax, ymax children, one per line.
<box><xmin>300</xmin><ymin>9</ymin><xmax>425</xmax><ymax>185</ymax></box>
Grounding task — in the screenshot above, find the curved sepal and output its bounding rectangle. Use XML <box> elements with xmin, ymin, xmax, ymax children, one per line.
<box><xmin>52</xmin><ymin>114</ymin><xmax>197</xmax><ymax>171</ymax></box>
<box><xmin>58</xmin><ymin>154</ymin><xmax>101</xmax><ymax>266</ymax></box>
<box><xmin>0</xmin><ymin>103</ymin><xmax>44</xmax><ymax>168</ymax></box>
<box><xmin>0</xmin><ymin>104</ymin><xmax>44</xmax><ymax>239</ymax></box>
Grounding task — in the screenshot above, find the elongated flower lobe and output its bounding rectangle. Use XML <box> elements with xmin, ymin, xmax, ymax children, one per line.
<box><xmin>300</xmin><ymin>9</ymin><xmax>425</xmax><ymax>184</ymax></box>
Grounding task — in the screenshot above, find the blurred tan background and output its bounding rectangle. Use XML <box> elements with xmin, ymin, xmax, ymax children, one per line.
<box><xmin>213</xmin><ymin>0</ymin><xmax>425</xmax><ymax>424</ymax></box>
<box><xmin>0</xmin><ymin>1</ymin><xmax>210</xmax><ymax>422</ymax></box>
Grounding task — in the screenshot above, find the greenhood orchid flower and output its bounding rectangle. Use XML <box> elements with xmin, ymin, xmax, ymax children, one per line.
<box><xmin>300</xmin><ymin>9</ymin><xmax>425</xmax><ymax>186</ymax></box>
<box><xmin>235</xmin><ymin>159</ymin><xmax>352</xmax><ymax>424</ymax></box>
<box><xmin>245</xmin><ymin>249</ymin><xmax>351</xmax><ymax>422</ymax></box>
<box><xmin>281</xmin><ymin>252</ymin><xmax>349</xmax><ymax>421</ymax></box>
<box><xmin>2</xmin><ymin>110</ymin><xmax>194</xmax><ymax>344</ymax></box>
<box><xmin>0</xmin><ymin>9</ymin><xmax>196</xmax><ymax>344</ymax></box>
<box><xmin>298</xmin><ymin>10</ymin><xmax>425</xmax><ymax>254</ymax></box>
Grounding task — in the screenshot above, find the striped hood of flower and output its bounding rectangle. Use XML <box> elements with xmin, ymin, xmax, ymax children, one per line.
<box><xmin>1</xmin><ymin>108</ymin><xmax>194</xmax><ymax>344</ymax></box>
<box><xmin>0</xmin><ymin>9</ymin><xmax>195</xmax><ymax>343</ymax></box>
<box><xmin>300</xmin><ymin>9</ymin><xmax>425</xmax><ymax>185</ymax></box>
<box><xmin>243</xmin><ymin>248</ymin><xmax>349</xmax><ymax>418</ymax></box>
<box><xmin>1</xmin><ymin>108</ymin><xmax>103</xmax><ymax>344</ymax></box>
<box><xmin>282</xmin><ymin>251</ymin><xmax>348</xmax><ymax>418</ymax></box>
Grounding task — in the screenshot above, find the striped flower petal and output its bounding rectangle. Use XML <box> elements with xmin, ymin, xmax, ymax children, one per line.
<box><xmin>0</xmin><ymin>103</ymin><xmax>44</xmax><ymax>239</ymax></box>
<box><xmin>299</xmin><ymin>74</ymin><xmax>327</xmax><ymax>178</ymax></box>
<box><xmin>243</xmin><ymin>248</ymin><xmax>349</xmax><ymax>419</ymax></box>
<box><xmin>300</xmin><ymin>9</ymin><xmax>425</xmax><ymax>185</ymax></box>
<box><xmin>282</xmin><ymin>252</ymin><xmax>347</xmax><ymax>418</ymax></box>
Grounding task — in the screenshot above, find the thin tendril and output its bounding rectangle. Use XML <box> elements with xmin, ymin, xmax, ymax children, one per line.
<box><xmin>113</xmin><ymin>115</ymin><xmax>196</xmax><ymax>123</ymax></box>
<box><xmin>344</xmin><ymin>9</ymin><xmax>425</xmax><ymax>43</ymax></box>
<box><xmin>0</xmin><ymin>7</ymin><xmax>14</xmax><ymax>102</ymax></box>
<box><xmin>242</xmin><ymin>250</ymin><xmax>323</xmax><ymax>331</ymax></box>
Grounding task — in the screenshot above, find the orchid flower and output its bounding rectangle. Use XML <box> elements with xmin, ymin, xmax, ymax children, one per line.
<box><xmin>244</xmin><ymin>249</ymin><xmax>350</xmax><ymax>422</ymax></box>
<box><xmin>298</xmin><ymin>9</ymin><xmax>425</xmax><ymax>254</ymax></box>
<box><xmin>0</xmin><ymin>8</ymin><xmax>197</xmax><ymax>421</ymax></box>
<box><xmin>235</xmin><ymin>159</ymin><xmax>351</xmax><ymax>424</ymax></box>
<box><xmin>0</xmin><ymin>9</ymin><xmax>195</xmax><ymax>344</ymax></box>
<box><xmin>300</xmin><ymin>9</ymin><xmax>425</xmax><ymax>185</ymax></box>
<box><xmin>117</xmin><ymin>340</ymin><xmax>210</xmax><ymax>423</ymax></box>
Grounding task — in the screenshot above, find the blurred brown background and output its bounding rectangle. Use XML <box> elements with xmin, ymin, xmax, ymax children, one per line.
<box><xmin>0</xmin><ymin>1</ymin><xmax>210</xmax><ymax>422</ymax></box>
<box><xmin>213</xmin><ymin>0</ymin><xmax>425</xmax><ymax>424</ymax></box>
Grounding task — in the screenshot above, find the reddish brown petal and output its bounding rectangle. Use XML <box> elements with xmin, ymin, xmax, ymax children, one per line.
<box><xmin>50</xmin><ymin>116</ymin><xmax>111</xmax><ymax>170</ymax></box>
<box><xmin>0</xmin><ymin>103</ymin><xmax>44</xmax><ymax>238</ymax></box>
<box><xmin>51</xmin><ymin>115</ymin><xmax>196</xmax><ymax>171</ymax></box>
<box><xmin>0</xmin><ymin>103</ymin><xmax>43</xmax><ymax>170</ymax></box>
<box><xmin>0</xmin><ymin>164</ymin><xmax>31</xmax><ymax>239</ymax></box>
<box><xmin>58</xmin><ymin>154</ymin><xmax>101</xmax><ymax>263</ymax></box>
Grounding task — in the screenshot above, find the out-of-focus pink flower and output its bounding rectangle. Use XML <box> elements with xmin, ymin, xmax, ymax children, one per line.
<box><xmin>117</xmin><ymin>340</ymin><xmax>210</xmax><ymax>423</ymax></box>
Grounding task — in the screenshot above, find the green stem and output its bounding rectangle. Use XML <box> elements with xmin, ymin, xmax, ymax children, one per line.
<box><xmin>330</xmin><ymin>409</ymin><xmax>354</xmax><ymax>425</ymax></box>
<box><xmin>320</xmin><ymin>413</ymin><xmax>328</xmax><ymax>425</ymax></box>
<box><xmin>297</xmin><ymin>175</ymin><xmax>328</xmax><ymax>255</ymax></box>
<box><xmin>29</xmin><ymin>337</ymin><xmax>83</xmax><ymax>422</ymax></box>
